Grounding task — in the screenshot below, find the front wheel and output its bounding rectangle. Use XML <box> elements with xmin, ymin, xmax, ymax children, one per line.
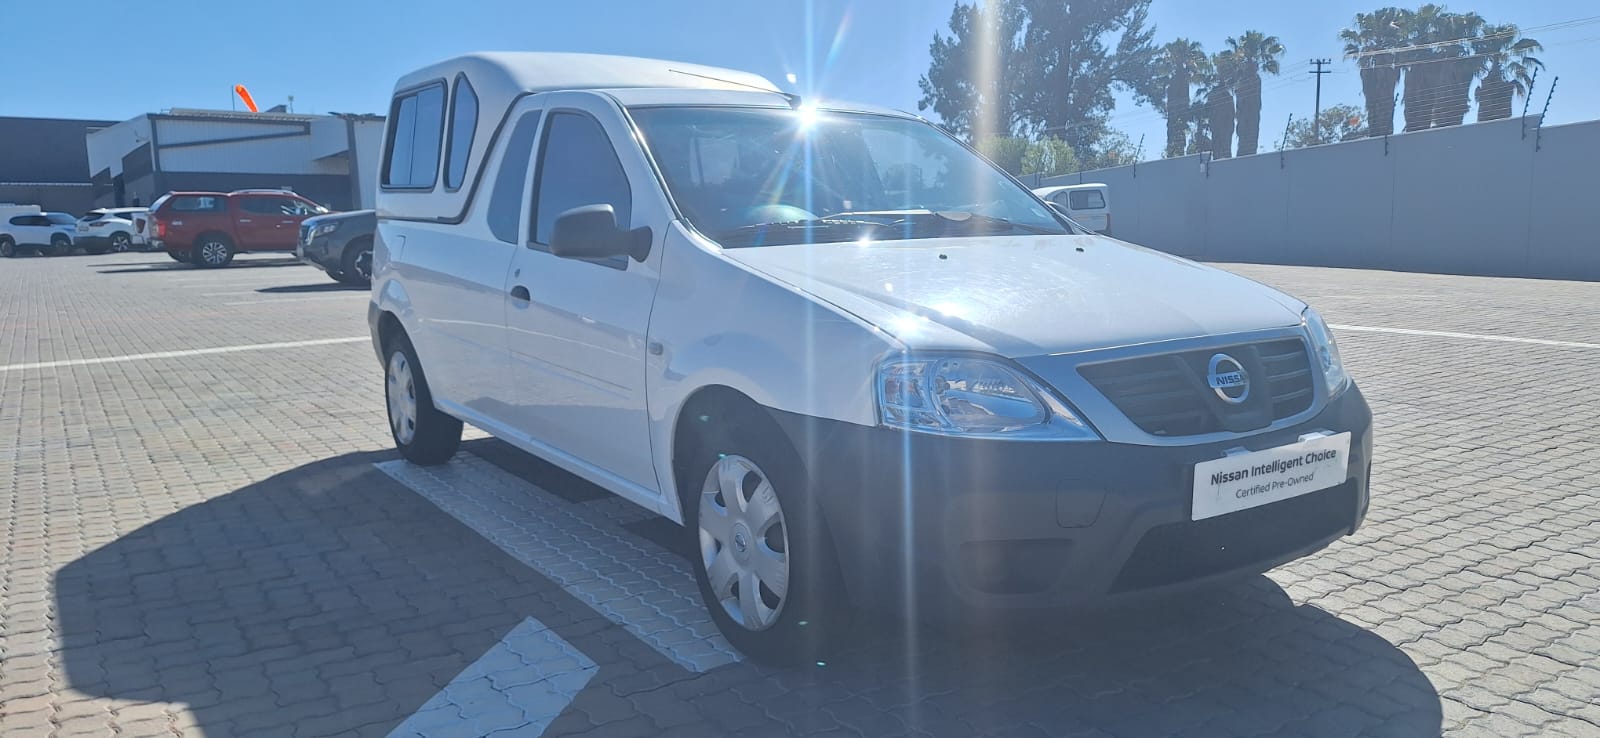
<box><xmin>385</xmin><ymin>333</ymin><xmax>462</xmax><ymax>465</ymax></box>
<box><xmin>686</xmin><ymin>422</ymin><xmax>848</xmax><ymax>664</ymax></box>
<box><xmin>336</xmin><ymin>239</ymin><xmax>373</xmax><ymax>286</ymax></box>
<box><xmin>109</xmin><ymin>232</ymin><xmax>132</xmax><ymax>252</ymax></box>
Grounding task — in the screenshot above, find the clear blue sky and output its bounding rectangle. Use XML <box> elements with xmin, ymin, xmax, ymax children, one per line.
<box><xmin>4</xmin><ymin>0</ymin><xmax>1596</xmax><ymax>156</ymax></box>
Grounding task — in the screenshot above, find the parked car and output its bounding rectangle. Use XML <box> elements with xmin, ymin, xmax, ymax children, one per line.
<box><xmin>371</xmin><ymin>53</ymin><xmax>1373</xmax><ymax>663</ymax></box>
<box><xmin>1033</xmin><ymin>183</ymin><xmax>1112</xmax><ymax>234</ymax></box>
<box><xmin>148</xmin><ymin>190</ymin><xmax>329</xmax><ymax>267</ymax></box>
<box><xmin>297</xmin><ymin>209</ymin><xmax>375</xmax><ymax>286</ymax></box>
<box><xmin>1</xmin><ymin>211</ymin><xmax>77</xmax><ymax>257</ymax></box>
<box><xmin>75</xmin><ymin>208</ymin><xmax>147</xmax><ymax>253</ymax></box>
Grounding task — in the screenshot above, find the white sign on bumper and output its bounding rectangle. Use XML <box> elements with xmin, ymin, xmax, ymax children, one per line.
<box><xmin>1191</xmin><ymin>432</ymin><xmax>1352</xmax><ymax>521</ymax></box>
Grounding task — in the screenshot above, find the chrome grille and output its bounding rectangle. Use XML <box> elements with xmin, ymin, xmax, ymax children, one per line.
<box><xmin>1079</xmin><ymin>338</ymin><xmax>1315</xmax><ymax>437</ymax></box>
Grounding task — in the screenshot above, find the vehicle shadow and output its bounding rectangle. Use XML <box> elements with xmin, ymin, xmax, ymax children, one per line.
<box><xmin>56</xmin><ymin>448</ymin><xmax>1442</xmax><ymax>737</ymax></box>
<box><xmin>96</xmin><ymin>258</ymin><xmax>305</xmax><ymax>275</ymax></box>
<box><xmin>256</xmin><ymin>283</ymin><xmax>367</xmax><ymax>294</ymax></box>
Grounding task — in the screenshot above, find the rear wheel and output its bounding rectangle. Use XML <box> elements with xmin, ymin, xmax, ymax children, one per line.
<box><xmin>48</xmin><ymin>235</ymin><xmax>71</xmax><ymax>257</ymax></box>
<box><xmin>384</xmin><ymin>332</ymin><xmax>462</xmax><ymax>465</ymax></box>
<box><xmin>193</xmin><ymin>235</ymin><xmax>234</xmax><ymax>267</ymax></box>
<box><xmin>109</xmin><ymin>232</ymin><xmax>132</xmax><ymax>253</ymax></box>
<box><xmin>685</xmin><ymin>416</ymin><xmax>849</xmax><ymax>664</ymax></box>
<box><xmin>0</xmin><ymin>237</ymin><xmax>14</xmax><ymax>258</ymax></box>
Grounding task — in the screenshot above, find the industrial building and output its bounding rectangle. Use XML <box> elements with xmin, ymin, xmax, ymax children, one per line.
<box><xmin>0</xmin><ymin>116</ymin><xmax>116</xmax><ymax>214</ymax></box>
<box><xmin>85</xmin><ymin>110</ymin><xmax>385</xmax><ymax>211</ymax></box>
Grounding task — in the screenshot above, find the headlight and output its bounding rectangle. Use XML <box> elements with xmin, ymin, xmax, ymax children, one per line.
<box><xmin>314</xmin><ymin>222</ymin><xmax>341</xmax><ymax>236</ymax></box>
<box><xmin>1302</xmin><ymin>307</ymin><xmax>1349</xmax><ymax>397</ymax></box>
<box><xmin>876</xmin><ymin>354</ymin><xmax>1098</xmax><ymax>439</ymax></box>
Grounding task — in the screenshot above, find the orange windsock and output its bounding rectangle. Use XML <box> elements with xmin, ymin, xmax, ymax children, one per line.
<box><xmin>234</xmin><ymin>85</ymin><xmax>259</xmax><ymax>113</ymax></box>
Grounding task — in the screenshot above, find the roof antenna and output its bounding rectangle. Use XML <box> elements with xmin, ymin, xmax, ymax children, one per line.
<box><xmin>668</xmin><ymin>69</ymin><xmax>803</xmax><ymax>109</ymax></box>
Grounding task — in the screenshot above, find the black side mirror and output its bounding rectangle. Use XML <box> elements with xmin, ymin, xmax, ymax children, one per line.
<box><xmin>548</xmin><ymin>204</ymin><xmax>651</xmax><ymax>262</ymax></box>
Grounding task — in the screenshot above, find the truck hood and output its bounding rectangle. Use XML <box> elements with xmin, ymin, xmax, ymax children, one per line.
<box><xmin>722</xmin><ymin>234</ymin><xmax>1306</xmax><ymax>358</ymax></box>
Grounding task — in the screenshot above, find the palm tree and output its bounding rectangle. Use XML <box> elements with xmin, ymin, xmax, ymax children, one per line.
<box><xmin>1393</xmin><ymin>5</ymin><xmax>1484</xmax><ymax>131</ymax></box>
<box><xmin>1226</xmin><ymin>31</ymin><xmax>1286</xmax><ymax>156</ymax></box>
<box><xmin>1203</xmin><ymin>51</ymin><xmax>1238</xmax><ymax>159</ymax></box>
<box><xmin>1159</xmin><ymin>39</ymin><xmax>1210</xmax><ymax>158</ymax></box>
<box><xmin>1474</xmin><ymin>24</ymin><xmax>1543</xmax><ymax>121</ymax></box>
<box><xmin>1339</xmin><ymin>8</ymin><xmax>1405</xmax><ymax>137</ymax></box>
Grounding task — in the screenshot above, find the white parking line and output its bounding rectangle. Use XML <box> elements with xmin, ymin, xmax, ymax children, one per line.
<box><xmin>1332</xmin><ymin>324</ymin><xmax>1600</xmax><ymax>351</ymax></box>
<box><xmin>387</xmin><ymin>617</ymin><xmax>597</xmax><ymax>738</ymax></box>
<box><xmin>223</xmin><ymin>295</ymin><xmax>367</xmax><ymax>306</ymax></box>
<box><xmin>0</xmin><ymin>337</ymin><xmax>367</xmax><ymax>373</ymax></box>
<box><xmin>377</xmin><ymin>457</ymin><xmax>742</xmax><ymax>673</ymax></box>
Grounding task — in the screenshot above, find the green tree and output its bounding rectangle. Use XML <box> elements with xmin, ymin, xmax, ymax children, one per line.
<box><xmin>1474</xmin><ymin>24</ymin><xmax>1542</xmax><ymax>122</ymax></box>
<box><xmin>1226</xmin><ymin>31</ymin><xmax>1286</xmax><ymax>156</ymax></box>
<box><xmin>920</xmin><ymin>0</ymin><xmax>1160</xmax><ymax>155</ymax></box>
<box><xmin>977</xmin><ymin>136</ymin><xmax>1082</xmax><ymax>176</ymax></box>
<box><xmin>1080</xmin><ymin>130</ymin><xmax>1140</xmax><ymax>170</ymax></box>
<box><xmin>1394</xmin><ymin>5</ymin><xmax>1486</xmax><ymax>131</ymax></box>
<box><xmin>1283</xmin><ymin>104</ymin><xmax>1368</xmax><ymax>148</ymax></box>
<box><xmin>1340</xmin><ymin>7</ymin><xmax>1406</xmax><ymax>138</ymax></box>
<box><xmin>1203</xmin><ymin>50</ymin><xmax>1238</xmax><ymax>159</ymax></box>
<box><xmin>1157</xmin><ymin>39</ymin><xmax>1210</xmax><ymax>158</ymax></box>
<box><xmin>1023</xmin><ymin>137</ymin><xmax>1080</xmax><ymax>175</ymax></box>
<box><xmin>917</xmin><ymin>0</ymin><xmax>1030</xmax><ymax>139</ymax></box>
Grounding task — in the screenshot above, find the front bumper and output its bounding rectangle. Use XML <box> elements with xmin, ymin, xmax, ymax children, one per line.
<box><xmin>298</xmin><ymin>234</ymin><xmax>340</xmax><ymax>273</ymax></box>
<box><xmin>770</xmin><ymin>385</ymin><xmax>1373</xmax><ymax>615</ymax></box>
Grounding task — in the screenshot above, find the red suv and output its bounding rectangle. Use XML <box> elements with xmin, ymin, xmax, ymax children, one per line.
<box><xmin>149</xmin><ymin>190</ymin><xmax>330</xmax><ymax>267</ymax></box>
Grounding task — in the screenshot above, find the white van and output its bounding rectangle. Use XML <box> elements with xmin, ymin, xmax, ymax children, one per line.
<box><xmin>1033</xmin><ymin>183</ymin><xmax>1111</xmax><ymax>234</ymax></box>
<box><xmin>371</xmin><ymin>53</ymin><xmax>1372</xmax><ymax>663</ymax></box>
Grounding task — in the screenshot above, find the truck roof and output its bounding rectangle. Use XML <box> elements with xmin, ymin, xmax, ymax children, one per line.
<box><xmin>394</xmin><ymin>52</ymin><xmax>781</xmax><ymax>99</ymax></box>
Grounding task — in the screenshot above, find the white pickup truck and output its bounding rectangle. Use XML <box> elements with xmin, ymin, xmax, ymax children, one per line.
<box><xmin>369</xmin><ymin>52</ymin><xmax>1373</xmax><ymax>663</ymax></box>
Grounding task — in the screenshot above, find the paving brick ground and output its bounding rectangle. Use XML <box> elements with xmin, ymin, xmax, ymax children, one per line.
<box><xmin>1</xmin><ymin>251</ymin><xmax>1597</xmax><ymax>737</ymax></box>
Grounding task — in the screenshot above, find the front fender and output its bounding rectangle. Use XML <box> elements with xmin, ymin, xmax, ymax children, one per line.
<box><xmin>646</xmin><ymin>223</ymin><xmax>897</xmax><ymax>522</ymax></box>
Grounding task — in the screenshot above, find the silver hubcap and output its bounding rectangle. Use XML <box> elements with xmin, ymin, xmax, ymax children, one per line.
<box><xmin>201</xmin><ymin>241</ymin><xmax>228</xmax><ymax>264</ymax></box>
<box><xmin>386</xmin><ymin>351</ymin><xmax>418</xmax><ymax>445</ymax></box>
<box><xmin>354</xmin><ymin>249</ymin><xmax>372</xmax><ymax>280</ymax></box>
<box><xmin>112</xmin><ymin>234</ymin><xmax>129</xmax><ymax>251</ymax></box>
<box><xmin>699</xmin><ymin>454</ymin><xmax>789</xmax><ymax>631</ymax></box>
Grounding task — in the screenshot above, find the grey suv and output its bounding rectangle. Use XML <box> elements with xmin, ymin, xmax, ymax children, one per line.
<box><xmin>297</xmin><ymin>209</ymin><xmax>375</xmax><ymax>286</ymax></box>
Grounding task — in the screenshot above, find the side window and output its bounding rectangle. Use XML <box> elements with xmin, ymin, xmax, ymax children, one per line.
<box><xmin>487</xmin><ymin>110</ymin><xmax>543</xmax><ymax>244</ymax></box>
<box><xmin>9</xmin><ymin>216</ymin><xmax>26</xmax><ymax>226</ymax></box>
<box><xmin>239</xmin><ymin>198</ymin><xmax>286</xmax><ymax>215</ymax></box>
<box><xmin>531</xmin><ymin>112</ymin><xmax>631</xmax><ymax>250</ymax></box>
<box><xmin>1068</xmin><ymin>190</ymin><xmax>1105</xmax><ymax>210</ymax></box>
<box><xmin>170</xmin><ymin>196</ymin><xmax>222</xmax><ymax>212</ymax></box>
<box><xmin>444</xmin><ymin>76</ymin><xmax>479</xmax><ymax>190</ymax></box>
<box><xmin>382</xmin><ymin>83</ymin><xmax>446</xmax><ymax>189</ymax></box>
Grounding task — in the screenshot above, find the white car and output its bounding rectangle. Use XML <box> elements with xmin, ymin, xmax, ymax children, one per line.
<box><xmin>370</xmin><ymin>53</ymin><xmax>1373</xmax><ymax>663</ymax></box>
<box><xmin>1033</xmin><ymin>183</ymin><xmax>1111</xmax><ymax>234</ymax></box>
<box><xmin>1</xmin><ymin>211</ymin><xmax>77</xmax><ymax>257</ymax></box>
<box><xmin>76</xmin><ymin>208</ymin><xmax>148</xmax><ymax>253</ymax></box>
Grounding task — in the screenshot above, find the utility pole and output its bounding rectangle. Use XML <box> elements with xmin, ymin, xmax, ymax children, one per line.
<box><xmin>1310</xmin><ymin>59</ymin><xmax>1332</xmax><ymax>140</ymax></box>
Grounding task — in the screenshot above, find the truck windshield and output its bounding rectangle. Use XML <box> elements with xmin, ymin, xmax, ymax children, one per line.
<box><xmin>629</xmin><ymin>106</ymin><xmax>1072</xmax><ymax>247</ymax></box>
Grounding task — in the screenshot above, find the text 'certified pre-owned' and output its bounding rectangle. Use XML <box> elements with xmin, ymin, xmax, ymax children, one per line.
<box><xmin>1190</xmin><ymin>432</ymin><xmax>1352</xmax><ymax>520</ymax></box>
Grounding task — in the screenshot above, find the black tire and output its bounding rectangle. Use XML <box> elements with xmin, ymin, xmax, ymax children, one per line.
<box><xmin>109</xmin><ymin>232</ymin><xmax>132</xmax><ymax>253</ymax></box>
<box><xmin>192</xmin><ymin>234</ymin><xmax>235</xmax><ymax>267</ymax></box>
<box><xmin>166</xmin><ymin>250</ymin><xmax>190</xmax><ymax>262</ymax></box>
<box><xmin>683</xmin><ymin>409</ymin><xmax>850</xmax><ymax>664</ymax></box>
<box><xmin>48</xmin><ymin>235</ymin><xmax>71</xmax><ymax>257</ymax></box>
<box><xmin>383</xmin><ymin>331</ymin><xmax>462</xmax><ymax>465</ymax></box>
<box><xmin>0</xmin><ymin>237</ymin><xmax>14</xmax><ymax>258</ymax></box>
<box><xmin>336</xmin><ymin>238</ymin><xmax>374</xmax><ymax>286</ymax></box>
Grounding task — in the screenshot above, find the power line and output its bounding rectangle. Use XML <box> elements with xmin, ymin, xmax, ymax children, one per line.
<box><xmin>1345</xmin><ymin>14</ymin><xmax>1600</xmax><ymax>60</ymax></box>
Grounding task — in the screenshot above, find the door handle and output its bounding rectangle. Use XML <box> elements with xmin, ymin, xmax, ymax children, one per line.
<box><xmin>509</xmin><ymin>285</ymin><xmax>531</xmax><ymax>302</ymax></box>
<box><xmin>238</xmin><ymin>218</ymin><xmax>253</xmax><ymax>223</ymax></box>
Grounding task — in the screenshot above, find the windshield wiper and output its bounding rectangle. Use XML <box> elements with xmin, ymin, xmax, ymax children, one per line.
<box><xmin>713</xmin><ymin>218</ymin><xmax>892</xmax><ymax>248</ymax></box>
<box><xmin>830</xmin><ymin>209</ymin><xmax>1058</xmax><ymax>236</ymax></box>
